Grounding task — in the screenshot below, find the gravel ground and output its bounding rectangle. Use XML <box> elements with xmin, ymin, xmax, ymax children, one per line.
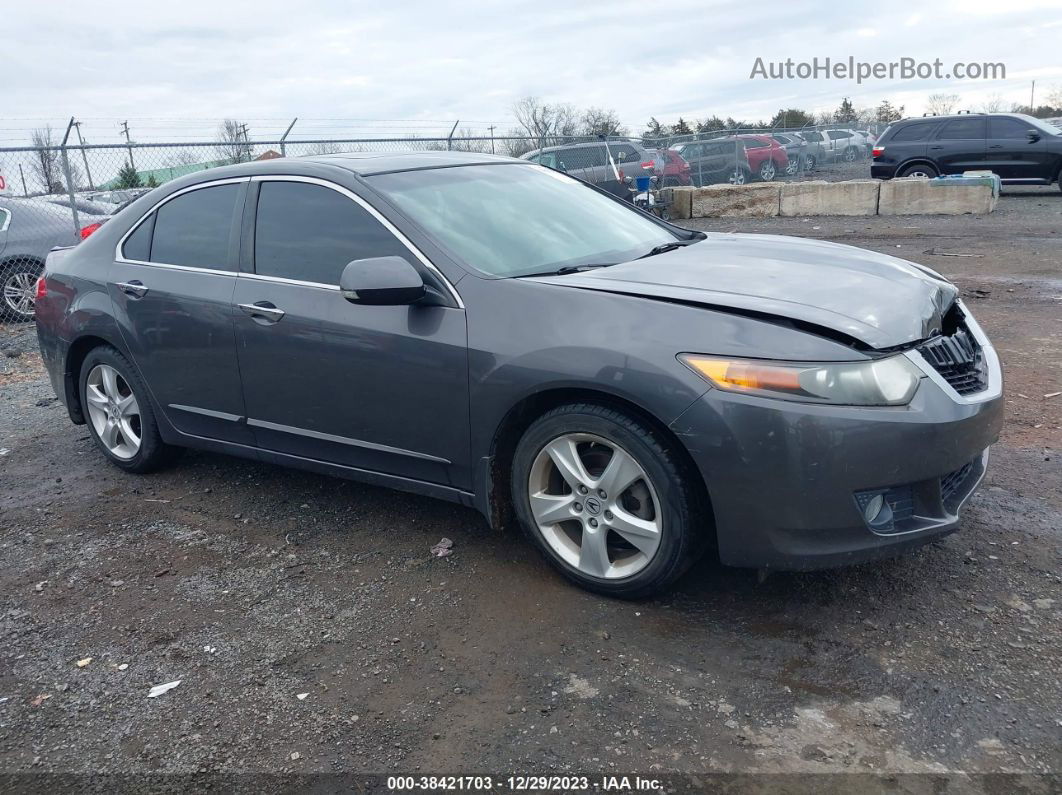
<box><xmin>1</xmin><ymin>189</ymin><xmax>1060</xmax><ymax>785</ymax></box>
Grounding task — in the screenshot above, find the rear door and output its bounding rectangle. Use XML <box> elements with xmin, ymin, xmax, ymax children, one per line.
<box><xmin>930</xmin><ymin>117</ymin><xmax>987</xmax><ymax>174</ymax></box>
<box><xmin>985</xmin><ymin>116</ymin><xmax>1049</xmax><ymax>179</ymax></box>
<box><xmin>232</xmin><ymin>176</ymin><xmax>471</xmax><ymax>488</ymax></box>
<box><xmin>110</xmin><ymin>178</ymin><xmax>253</xmax><ymax>445</ymax></box>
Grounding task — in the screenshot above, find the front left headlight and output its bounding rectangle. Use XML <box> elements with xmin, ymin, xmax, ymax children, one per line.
<box><xmin>679</xmin><ymin>353</ymin><xmax>923</xmax><ymax>406</ymax></box>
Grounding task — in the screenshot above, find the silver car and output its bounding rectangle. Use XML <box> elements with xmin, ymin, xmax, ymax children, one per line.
<box><xmin>1</xmin><ymin>198</ymin><xmax>80</xmax><ymax>321</ymax></box>
<box><xmin>521</xmin><ymin>140</ymin><xmax>654</xmax><ymax>197</ymax></box>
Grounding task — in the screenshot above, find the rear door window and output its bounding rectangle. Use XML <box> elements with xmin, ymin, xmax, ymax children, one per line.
<box><xmin>254</xmin><ymin>180</ymin><xmax>409</xmax><ymax>285</ymax></box>
<box><xmin>149</xmin><ymin>184</ymin><xmax>239</xmax><ymax>269</ymax></box>
<box><xmin>937</xmin><ymin>118</ymin><xmax>987</xmax><ymax>140</ymax></box>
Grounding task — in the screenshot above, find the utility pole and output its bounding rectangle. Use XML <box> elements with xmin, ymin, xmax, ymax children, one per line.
<box><xmin>239</xmin><ymin>123</ymin><xmax>251</xmax><ymax>161</ymax></box>
<box><xmin>488</xmin><ymin>125</ymin><xmax>495</xmax><ymax>154</ymax></box>
<box><xmin>1031</xmin><ymin>80</ymin><xmax>1036</xmax><ymax>111</ymax></box>
<box><xmin>120</xmin><ymin>121</ymin><xmax>135</xmax><ymax>169</ymax></box>
<box><xmin>72</xmin><ymin>119</ymin><xmax>95</xmax><ymax>190</ymax></box>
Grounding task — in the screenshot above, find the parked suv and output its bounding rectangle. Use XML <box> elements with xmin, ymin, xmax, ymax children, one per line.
<box><xmin>645</xmin><ymin>148</ymin><xmax>692</xmax><ymax>186</ymax></box>
<box><xmin>522</xmin><ymin>141</ymin><xmax>655</xmax><ymax>196</ymax></box>
<box><xmin>871</xmin><ymin>113</ymin><xmax>1062</xmax><ymax>187</ymax></box>
<box><xmin>673</xmin><ymin>139</ymin><xmax>752</xmax><ymax>186</ymax></box>
<box><xmin>730</xmin><ymin>135</ymin><xmax>789</xmax><ymax>181</ymax></box>
<box><xmin>769</xmin><ymin>133</ymin><xmax>808</xmax><ymax>175</ymax></box>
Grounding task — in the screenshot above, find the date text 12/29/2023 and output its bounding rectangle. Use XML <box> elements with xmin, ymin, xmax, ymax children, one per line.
<box><xmin>386</xmin><ymin>775</ymin><xmax>664</xmax><ymax>791</ymax></box>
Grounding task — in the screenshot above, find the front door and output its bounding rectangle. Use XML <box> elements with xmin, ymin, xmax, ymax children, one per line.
<box><xmin>109</xmin><ymin>179</ymin><xmax>253</xmax><ymax>445</ymax></box>
<box><xmin>232</xmin><ymin>177</ymin><xmax>471</xmax><ymax>489</ymax></box>
<box><xmin>985</xmin><ymin>116</ymin><xmax>1049</xmax><ymax>179</ymax></box>
<box><xmin>930</xmin><ymin>117</ymin><xmax>987</xmax><ymax>175</ymax></box>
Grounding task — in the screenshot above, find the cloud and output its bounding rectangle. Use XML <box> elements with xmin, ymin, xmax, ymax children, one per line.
<box><xmin>2</xmin><ymin>0</ymin><xmax>1058</xmax><ymax>145</ymax></box>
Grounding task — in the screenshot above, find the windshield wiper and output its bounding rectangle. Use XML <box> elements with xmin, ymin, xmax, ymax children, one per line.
<box><xmin>638</xmin><ymin>238</ymin><xmax>702</xmax><ymax>259</ymax></box>
<box><xmin>517</xmin><ymin>263</ymin><xmax>614</xmax><ymax>277</ymax></box>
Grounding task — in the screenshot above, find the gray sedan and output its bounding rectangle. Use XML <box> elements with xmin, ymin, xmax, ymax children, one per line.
<box><xmin>1</xmin><ymin>198</ymin><xmax>80</xmax><ymax>321</ymax></box>
<box><xmin>33</xmin><ymin>152</ymin><xmax>1003</xmax><ymax>597</ymax></box>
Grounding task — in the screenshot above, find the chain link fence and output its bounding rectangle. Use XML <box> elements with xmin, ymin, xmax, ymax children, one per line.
<box><xmin>0</xmin><ymin>125</ymin><xmax>875</xmax><ymax>320</ymax></box>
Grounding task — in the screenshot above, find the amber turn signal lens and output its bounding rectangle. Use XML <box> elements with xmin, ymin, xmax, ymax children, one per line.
<box><xmin>681</xmin><ymin>356</ymin><xmax>803</xmax><ymax>393</ymax></box>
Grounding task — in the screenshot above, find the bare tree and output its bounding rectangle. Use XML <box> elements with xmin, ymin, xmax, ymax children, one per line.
<box><xmin>29</xmin><ymin>125</ymin><xmax>84</xmax><ymax>193</ymax></box>
<box><xmin>925</xmin><ymin>93</ymin><xmax>961</xmax><ymax>116</ymax></box>
<box><xmin>581</xmin><ymin>107</ymin><xmax>626</xmax><ymax>137</ymax></box>
<box><xmin>304</xmin><ymin>141</ymin><xmax>346</xmax><ymax>155</ymax></box>
<box><xmin>502</xmin><ymin>127</ymin><xmax>535</xmax><ymax>158</ymax></box>
<box><xmin>30</xmin><ymin>126</ymin><xmax>64</xmax><ymax>193</ymax></box>
<box><xmin>980</xmin><ymin>93</ymin><xmax>1005</xmax><ymax>113</ymax></box>
<box><xmin>163</xmin><ymin>150</ymin><xmax>203</xmax><ymax>168</ymax></box>
<box><xmin>448</xmin><ymin>127</ymin><xmax>492</xmax><ymax>154</ymax></box>
<box><xmin>215</xmin><ymin>119</ymin><xmax>253</xmax><ymax>164</ymax></box>
<box><xmin>1047</xmin><ymin>83</ymin><xmax>1062</xmax><ymax>109</ymax></box>
<box><xmin>512</xmin><ymin>96</ymin><xmax>582</xmax><ymax>146</ymax></box>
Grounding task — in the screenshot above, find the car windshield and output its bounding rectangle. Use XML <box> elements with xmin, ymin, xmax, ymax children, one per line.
<box><xmin>369</xmin><ymin>163</ymin><xmax>679</xmax><ymax>277</ymax></box>
<box><xmin>1012</xmin><ymin>114</ymin><xmax>1061</xmax><ymax>136</ymax></box>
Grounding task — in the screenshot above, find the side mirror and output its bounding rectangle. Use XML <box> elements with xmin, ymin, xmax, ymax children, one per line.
<box><xmin>1027</xmin><ymin>130</ymin><xmax>1041</xmax><ymax>142</ymax></box>
<box><xmin>340</xmin><ymin>256</ymin><xmax>425</xmax><ymax>306</ymax></box>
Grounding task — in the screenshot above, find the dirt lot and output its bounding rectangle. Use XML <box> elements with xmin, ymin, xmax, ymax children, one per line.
<box><xmin>1</xmin><ymin>187</ymin><xmax>1059</xmax><ymax>784</ymax></box>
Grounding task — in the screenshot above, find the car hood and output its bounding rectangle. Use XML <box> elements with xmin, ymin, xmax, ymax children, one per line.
<box><xmin>530</xmin><ymin>233</ymin><xmax>959</xmax><ymax>350</ymax></box>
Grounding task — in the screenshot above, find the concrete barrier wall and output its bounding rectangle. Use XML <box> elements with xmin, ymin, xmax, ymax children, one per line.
<box><xmin>665</xmin><ymin>178</ymin><xmax>996</xmax><ymax>219</ymax></box>
<box><xmin>665</xmin><ymin>187</ymin><xmax>693</xmax><ymax>220</ymax></box>
<box><xmin>878</xmin><ymin>178</ymin><xmax>997</xmax><ymax>215</ymax></box>
<box><xmin>691</xmin><ymin>183</ymin><xmax>780</xmax><ymax>217</ymax></box>
<box><xmin>779</xmin><ymin>180</ymin><xmax>880</xmax><ymax>217</ymax></box>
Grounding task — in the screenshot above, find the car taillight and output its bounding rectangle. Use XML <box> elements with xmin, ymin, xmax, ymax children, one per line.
<box><xmin>35</xmin><ymin>277</ymin><xmax>47</xmax><ymax>301</ymax></box>
<box><xmin>80</xmin><ymin>222</ymin><xmax>102</xmax><ymax>240</ymax></box>
<box><xmin>872</xmin><ymin>146</ymin><xmax>884</xmax><ymax>158</ymax></box>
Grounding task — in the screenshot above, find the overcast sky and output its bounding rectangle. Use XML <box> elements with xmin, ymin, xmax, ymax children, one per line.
<box><xmin>4</xmin><ymin>0</ymin><xmax>1061</xmax><ymax>145</ymax></box>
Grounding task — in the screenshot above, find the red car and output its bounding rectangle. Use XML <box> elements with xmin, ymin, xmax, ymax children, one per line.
<box><xmin>730</xmin><ymin>134</ymin><xmax>789</xmax><ymax>181</ymax></box>
<box><xmin>646</xmin><ymin>148</ymin><xmax>692</xmax><ymax>186</ymax></box>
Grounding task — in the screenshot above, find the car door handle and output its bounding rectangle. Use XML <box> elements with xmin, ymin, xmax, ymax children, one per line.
<box><xmin>929</xmin><ymin>145</ymin><xmax>944</xmax><ymax>150</ymax></box>
<box><xmin>116</xmin><ymin>281</ymin><xmax>148</xmax><ymax>298</ymax></box>
<box><xmin>238</xmin><ymin>301</ymin><xmax>285</xmax><ymax>322</ymax></box>
<box><xmin>989</xmin><ymin>144</ymin><xmax>1004</xmax><ymax>149</ymax></box>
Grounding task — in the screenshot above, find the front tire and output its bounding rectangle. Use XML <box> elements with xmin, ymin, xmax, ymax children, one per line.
<box><xmin>758</xmin><ymin>160</ymin><xmax>777</xmax><ymax>181</ymax></box>
<box><xmin>80</xmin><ymin>345</ymin><xmax>182</xmax><ymax>473</ymax></box>
<box><xmin>1</xmin><ymin>259</ymin><xmax>42</xmax><ymax>322</ymax></box>
<box><xmin>511</xmin><ymin>404</ymin><xmax>705</xmax><ymax>599</ymax></box>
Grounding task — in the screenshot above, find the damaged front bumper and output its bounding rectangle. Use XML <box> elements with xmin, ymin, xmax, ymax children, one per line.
<box><xmin>670</xmin><ymin>306</ymin><xmax>1004</xmax><ymax>571</ymax></box>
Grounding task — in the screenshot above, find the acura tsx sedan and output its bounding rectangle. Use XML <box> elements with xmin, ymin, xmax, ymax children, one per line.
<box><xmin>34</xmin><ymin>151</ymin><xmax>1003</xmax><ymax>598</ymax></box>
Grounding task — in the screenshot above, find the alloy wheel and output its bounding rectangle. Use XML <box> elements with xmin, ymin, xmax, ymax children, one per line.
<box><xmin>85</xmin><ymin>364</ymin><xmax>142</xmax><ymax>460</ymax></box>
<box><xmin>2</xmin><ymin>271</ymin><xmax>37</xmax><ymax>319</ymax></box>
<box><xmin>760</xmin><ymin>161</ymin><xmax>776</xmax><ymax>181</ymax></box>
<box><xmin>528</xmin><ymin>433</ymin><xmax>662</xmax><ymax>579</ymax></box>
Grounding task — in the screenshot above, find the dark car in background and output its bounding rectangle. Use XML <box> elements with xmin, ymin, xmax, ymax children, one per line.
<box><xmin>674</xmin><ymin>139</ymin><xmax>753</xmax><ymax>186</ymax></box>
<box><xmin>1</xmin><ymin>198</ymin><xmax>81</xmax><ymax>321</ymax></box>
<box><xmin>871</xmin><ymin>113</ymin><xmax>1062</xmax><ymax>186</ymax></box>
<box><xmin>34</xmin><ymin>152</ymin><xmax>1002</xmax><ymax>598</ymax></box>
<box><xmin>521</xmin><ymin>140</ymin><xmax>654</xmax><ymax>197</ymax></box>
<box><xmin>769</xmin><ymin>133</ymin><xmax>808</xmax><ymax>175</ymax></box>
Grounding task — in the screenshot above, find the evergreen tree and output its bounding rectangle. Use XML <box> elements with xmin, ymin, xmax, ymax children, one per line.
<box><xmin>115</xmin><ymin>161</ymin><xmax>142</xmax><ymax>189</ymax></box>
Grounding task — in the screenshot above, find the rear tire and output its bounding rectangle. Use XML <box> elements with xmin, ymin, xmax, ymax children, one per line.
<box><xmin>758</xmin><ymin>160</ymin><xmax>777</xmax><ymax>181</ymax></box>
<box><xmin>511</xmin><ymin>403</ymin><xmax>706</xmax><ymax>599</ymax></box>
<box><xmin>0</xmin><ymin>259</ymin><xmax>43</xmax><ymax>322</ymax></box>
<box><xmin>898</xmin><ymin>163</ymin><xmax>938</xmax><ymax>179</ymax></box>
<box><xmin>79</xmin><ymin>345</ymin><xmax>183</xmax><ymax>474</ymax></box>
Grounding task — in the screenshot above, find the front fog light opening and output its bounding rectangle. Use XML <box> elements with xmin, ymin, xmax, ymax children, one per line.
<box><xmin>860</xmin><ymin>492</ymin><xmax>894</xmax><ymax>530</ymax></box>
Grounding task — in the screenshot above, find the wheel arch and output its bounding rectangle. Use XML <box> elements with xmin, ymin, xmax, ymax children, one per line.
<box><xmin>895</xmin><ymin>158</ymin><xmax>939</xmax><ymax>176</ymax></box>
<box><xmin>478</xmin><ymin>386</ymin><xmax>714</xmax><ymax>543</ymax></box>
<box><xmin>63</xmin><ymin>333</ymin><xmax>130</xmax><ymax>424</ymax></box>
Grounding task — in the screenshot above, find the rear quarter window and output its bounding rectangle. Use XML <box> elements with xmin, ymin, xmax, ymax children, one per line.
<box><xmin>889</xmin><ymin>123</ymin><xmax>939</xmax><ymax>142</ymax></box>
